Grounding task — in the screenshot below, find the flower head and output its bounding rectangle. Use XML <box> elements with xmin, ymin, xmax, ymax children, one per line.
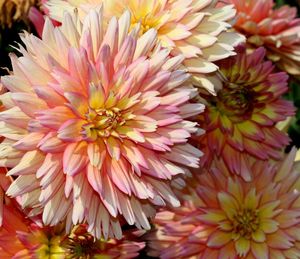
<box><xmin>194</xmin><ymin>46</ymin><xmax>294</xmax><ymax>181</ymax></box>
<box><xmin>147</xmin><ymin>149</ymin><xmax>300</xmax><ymax>258</ymax></box>
<box><xmin>0</xmin><ymin>8</ymin><xmax>203</xmax><ymax>239</ymax></box>
<box><xmin>45</xmin><ymin>0</ymin><xmax>244</xmax><ymax>94</ymax></box>
<box><xmin>61</xmin><ymin>225</ymin><xmax>145</xmax><ymax>258</ymax></box>
<box><xmin>0</xmin><ymin>0</ymin><xmax>40</xmax><ymax>28</ymax></box>
<box><xmin>225</xmin><ymin>0</ymin><xmax>300</xmax><ymax>76</ymax></box>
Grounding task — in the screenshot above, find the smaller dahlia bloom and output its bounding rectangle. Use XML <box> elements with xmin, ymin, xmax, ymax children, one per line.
<box><xmin>0</xmin><ymin>0</ymin><xmax>39</xmax><ymax>28</ymax></box>
<box><xmin>226</xmin><ymin>0</ymin><xmax>300</xmax><ymax>76</ymax></box>
<box><xmin>1</xmin><ymin>8</ymin><xmax>203</xmax><ymax>239</ymax></box>
<box><xmin>194</xmin><ymin>46</ymin><xmax>295</xmax><ymax>181</ymax></box>
<box><xmin>45</xmin><ymin>0</ymin><xmax>245</xmax><ymax>94</ymax></box>
<box><xmin>61</xmin><ymin>225</ymin><xmax>145</xmax><ymax>258</ymax></box>
<box><xmin>147</xmin><ymin>148</ymin><xmax>300</xmax><ymax>259</ymax></box>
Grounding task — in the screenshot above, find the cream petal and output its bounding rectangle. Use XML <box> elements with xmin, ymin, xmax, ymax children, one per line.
<box><xmin>7</xmin><ymin>150</ymin><xmax>44</xmax><ymax>176</ymax></box>
<box><xmin>63</xmin><ymin>142</ymin><xmax>88</xmax><ymax>176</ymax></box>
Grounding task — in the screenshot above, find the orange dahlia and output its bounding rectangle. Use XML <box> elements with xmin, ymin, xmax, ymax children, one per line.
<box><xmin>225</xmin><ymin>0</ymin><xmax>300</xmax><ymax>76</ymax></box>
<box><xmin>147</xmin><ymin>148</ymin><xmax>300</xmax><ymax>258</ymax></box>
<box><xmin>0</xmin><ymin>8</ymin><xmax>203</xmax><ymax>239</ymax></box>
<box><xmin>194</xmin><ymin>46</ymin><xmax>295</xmax><ymax>181</ymax></box>
<box><xmin>45</xmin><ymin>0</ymin><xmax>244</xmax><ymax>94</ymax></box>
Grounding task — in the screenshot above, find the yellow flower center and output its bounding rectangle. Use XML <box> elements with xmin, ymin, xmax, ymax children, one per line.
<box><xmin>61</xmin><ymin>225</ymin><xmax>100</xmax><ymax>258</ymax></box>
<box><xmin>131</xmin><ymin>14</ymin><xmax>158</xmax><ymax>34</ymax></box>
<box><xmin>215</xmin><ymin>84</ymin><xmax>255</xmax><ymax>121</ymax></box>
<box><xmin>83</xmin><ymin>107</ymin><xmax>126</xmax><ymax>140</ymax></box>
<box><xmin>232</xmin><ymin>208</ymin><xmax>260</xmax><ymax>239</ymax></box>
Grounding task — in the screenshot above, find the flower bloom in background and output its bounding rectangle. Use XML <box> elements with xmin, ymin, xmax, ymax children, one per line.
<box><xmin>194</xmin><ymin>46</ymin><xmax>295</xmax><ymax>181</ymax></box>
<box><xmin>0</xmin><ymin>203</ymin><xmax>144</xmax><ymax>258</ymax></box>
<box><xmin>0</xmin><ymin>0</ymin><xmax>40</xmax><ymax>28</ymax></box>
<box><xmin>147</xmin><ymin>148</ymin><xmax>300</xmax><ymax>258</ymax></box>
<box><xmin>0</xmin><ymin>8</ymin><xmax>203</xmax><ymax>239</ymax></box>
<box><xmin>61</xmin><ymin>225</ymin><xmax>145</xmax><ymax>258</ymax></box>
<box><xmin>226</xmin><ymin>0</ymin><xmax>300</xmax><ymax>76</ymax></box>
<box><xmin>45</xmin><ymin>0</ymin><xmax>244</xmax><ymax>94</ymax></box>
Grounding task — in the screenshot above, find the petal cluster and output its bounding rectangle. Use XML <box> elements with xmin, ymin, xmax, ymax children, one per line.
<box><xmin>194</xmin><ymin>46</ymin><xmax>295</xmax><ymax>181</ymax></box>
<box><xmin>147</xmin><ymin>149</ymin><xmax>300</xmax><ymax>258</ymax></box>
<box><xmin>226</xmin><ymin>0</ymin><xmax>300</xmax><ymax>76</ymax></box>
<box><xmin>45</xmin><ymin>0</ymin><xmax>244</xmax><ymax>94</ymax></box>
<box><xmin>0</xmin><ymin>8</ymin><xmax>203</xmax><ymax>239</ymax></box>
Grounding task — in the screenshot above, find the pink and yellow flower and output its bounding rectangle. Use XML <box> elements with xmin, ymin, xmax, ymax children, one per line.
<box><xmin>194</xmin><ymin>46</ymin><xmax>294</xmax><ymax>181</ymax></box>
<box><xmin>0</xmin><ymin>8</ymin><xmax>203</xmax><ymax>239</ymax></box>
<box><xmin>45</xmin><ymin>0</ymin><xmax>244</xmax><ymax>94</ymax></box>
<box><xmin>225</xmin><ymin>0</ymin><xmax>300</xmax><ymax>76</ymax></box>
<box><xmin>147</xmin><ymin>149</ymin><xmax>300</xmax><ymax>259</ymax></box>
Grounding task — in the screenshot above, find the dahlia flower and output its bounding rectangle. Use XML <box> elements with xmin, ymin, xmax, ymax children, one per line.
<box><xmin>0</xmin><ymin>8</ymin><xmax>203</xmax><ymax>239</ymax></box>
<box><xmin>0</xmin><ymin>0</ymin><xmax>39</xmax><ymax>28</ymax></box>
<box><xmin>194</xmin><ymin>46</ymin><xmax>294</xmax><ymax>181</ymax></box>
<box><xmin>147</xmin><ymin>148</ymin><xmax>300</xmax><ymax>258</ymax></box>
<box><xmin>45</xmin><ymin>0</ymin><xmax>244</xmax><ymax>94</ymax></box>
<box><xmin>61</xmin><ymin>225</ymin><xmax>145</xmax><ymax>258</ymax></box>
<box><xmin>225</xmin><ymin>0</ymin><xmax>300</xmax><ymax>76</ymax></box>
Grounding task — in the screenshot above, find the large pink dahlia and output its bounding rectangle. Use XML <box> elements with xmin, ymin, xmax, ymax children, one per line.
<box><xmin>194</xmin><ymin>46</ymin><xmax>295</xmax><ymax>181</ymax></box>
<box><xmin>225</xmin><ymin>0</ymin><xmax>300</xmax><ymax>76</ymax></box>
<box><xmin>45</xmin><ymin>0</ymin><xmax>244</xmax><ymax>94</ymax></box>
<box><xmin>147</xmin><ymin>149</ymin><xmax>300</xmax><ymax>259</ymax></box>
<box><xmin>0</xmin><ymin>8</ymin><xmax>203</xmax><ymax>239</ymax></box>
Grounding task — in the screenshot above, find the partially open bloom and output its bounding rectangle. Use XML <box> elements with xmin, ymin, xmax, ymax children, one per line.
<box><xmin>45</xmin><ymin>0</ymin><xmax>244</xmax><ymax>94</ymax></box>
<box><xmin>0</xmin><ymin>8</ymin><xmax>203</xmax><ymax>239</ymax></box>
<box><xmin>147</xmin><ymin>149</ymin><xmax>300</xmax><ymax>258</ymax></box>
<box><xmin>0</xmin><ymin>0</ymin><xmax>40</xmax><ymax>28</ymax></box>
<box><xmin>194</xmin><ymin>46</ymin><xmax>294</xmax><ymax>181</ymax></box>
<box><xmin>226</xmin><ymin>0</ymin><xmax>300</xmax><ymax>76</ymax></box>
